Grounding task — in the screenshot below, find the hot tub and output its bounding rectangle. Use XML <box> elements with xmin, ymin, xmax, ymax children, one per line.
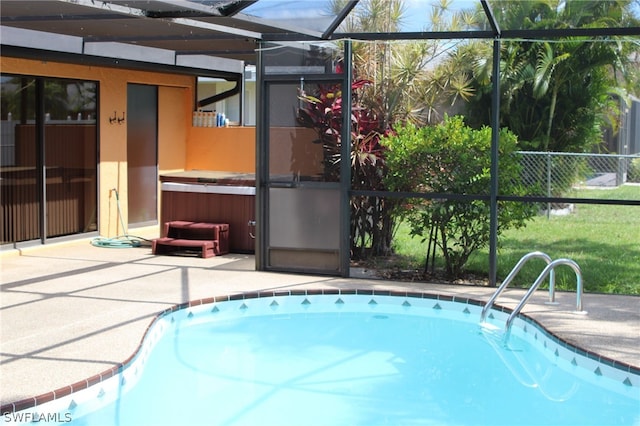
<box><xmin>159</xmin><ymin>171</ymin><xmax>255</xmax><ymax>253</ymax></box>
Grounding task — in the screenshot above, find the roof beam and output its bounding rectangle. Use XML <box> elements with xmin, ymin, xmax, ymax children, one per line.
<box><xmin>264</xmin><ymin>30</ymin><xmax>496</xmax><ymax>42</ymax></box>
<box><xmin>1</xmin><ymin>25</ymin><xmax>84</xmax><ymax>54</ymax></box>
<box><xmin>84</xmin><ymin>34</ymin><xmax>249</xmax><ymax>43</ymax></box>
<box><xmin>0</xmin><ymin>14</ymin><xmax>133</xmax><ymax>23</ymax></box>
<box><xmin>265</xmin><ymin>26</ymin><xmax>640</xmax><ymax>43</ymax></box>
<box><xmin>480</xmin><ymin>0</ymin><xmax>500</xmax><ymax>37</ymax></box>
<box><xmin>1</xmin><ymin>43</ymin><xmax>243</xmax><ymax>79</ymax></box>
<box><xmin>322</xmin><ymin>0</ymin><xmax>359</xmax><ymax>40</ymax></box>
<box><xmin>168</xmin><ymin>17</ymin><xmax>261</xmax><ymax>39</ymax></box>
<box><xmin>176</xmin><ymin>54</ymin><xmax>244</xmax><ymax>74</ymax></box>
<box><xmin>503</xmin><ymin>27</ymin><xmax>640</xmax><ymax>39</ymax></box>
<box><xmin>56</xmin><ymin>0</ymin><xmax>261</xmax><ymax>39</ymax></box>
<box><xmin>176</xmin><ymin>49</ymin><xmax>256</xmax><ymax>57</ymax></box>
<box><xmin>84</xmin><ymin>41</ymin><xmax>176</xmax><ymax>65</ymax></box>
<box><xmin>58</xmin><ymin>0</ymin><xmax>145</xmax><ymax>17</ymax></box>
<box><xmin>144</xmin><ymin>0</ymin><xmax>257</xmax><ymax>18</ymax></box>
<box><xmin>1</xmin><ymin>25</ymin><xmax>246</xmax><ymax>74</ymax></box>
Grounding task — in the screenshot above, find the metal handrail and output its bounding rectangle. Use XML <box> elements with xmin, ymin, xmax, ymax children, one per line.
<box><xmin>505</xmin><ymin>258</ymin><xmax>586</xmax><ymax>333</ymax></box>
<box><xmin>480</xmin><ymin>251</ymin><xmax>555</xmax><ymax>323</ymax></box>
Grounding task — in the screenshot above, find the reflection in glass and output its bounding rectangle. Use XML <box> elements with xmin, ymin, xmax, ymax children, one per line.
<box><xmin>1</xmin><ymin>76</ymin><xmax>39</xmax><ymax>243</ymax></box>
<box><xmin>267</xmin><ymin>81</ymin><xmax>343</xmax><ymax>183</ymax></box>
<box><xmin>261</xmin><ymin>42</ymin><xmax>339</xmax><ymax>75</ymax></box>
<box><xmin>0</xmin><ymin>75</ymin><xmax>97</xmax><ymax>244</ymax></box>
<box><xmin>242</xmin><ymin>0</ymin><xmax>337</xmax><ymax>33</ymax></box>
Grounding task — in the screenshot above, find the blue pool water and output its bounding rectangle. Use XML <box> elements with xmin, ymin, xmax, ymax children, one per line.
<box><xmin>23</xmin><ymin>294</ymin><xmax>640</xmax><ymax>425</ymax></box>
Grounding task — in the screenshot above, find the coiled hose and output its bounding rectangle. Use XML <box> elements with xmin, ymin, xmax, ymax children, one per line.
<box><xmin>90</xmin><ymin>188</ymin><xmax>152</xmax><ymax>248</ymax></box>
<box><xmin>90</xmin><ymin>234</ymin><xmax>149</xmax><ymax>248</ymax></box>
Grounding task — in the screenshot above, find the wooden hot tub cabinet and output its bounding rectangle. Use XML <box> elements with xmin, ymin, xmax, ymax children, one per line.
<box><xmin>160</xmin><ymin>171</ymin><xmax>255</xmax><ymax>253</ymax></box>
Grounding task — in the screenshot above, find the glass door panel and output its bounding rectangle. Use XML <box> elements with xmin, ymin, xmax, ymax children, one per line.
<box><xmin>0</xmin><ymin>76</ymin><xmax>39</xmax><ymax>243</ymax></box>
<box><xmin>265</xmin><ymin>80</ymin><xmax>342</xmax><ymax>273</ymax></box>
<box><xmin>44</xmin><ymin>79</ymin><xmax>97</xmax><ymax>237</ymax></box>
<box><xmin>1</xmin><ymin>75</ymin><xmax>98</xmax><ymax>244</ymax></box>
<box><xmin>127</xmin><ymin>84</ymin><xmax>158</xmax><ymax>226</ymax></box>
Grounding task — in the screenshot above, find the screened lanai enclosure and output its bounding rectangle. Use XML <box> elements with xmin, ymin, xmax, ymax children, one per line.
<box><xmin>1</xmin><ymin>1</ymin><xmax>639</xmax><ymax>291</ymax></box>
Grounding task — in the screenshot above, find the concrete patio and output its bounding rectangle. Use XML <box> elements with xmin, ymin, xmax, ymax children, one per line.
<box><xmin>1</xmin><ymin>233</ymin><xmax>639</xmax><ymax>409</ymax></box>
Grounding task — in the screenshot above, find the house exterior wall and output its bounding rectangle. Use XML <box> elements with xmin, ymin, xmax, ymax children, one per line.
<box><xmin>0</xmin><ymin>56</ymin><xmax>258</xmax><ymax>239</ymax></box>
<box><xmin>187</xmin><ymin>126</ymin><xmax>255</xmax><ymax>172</ymax></box>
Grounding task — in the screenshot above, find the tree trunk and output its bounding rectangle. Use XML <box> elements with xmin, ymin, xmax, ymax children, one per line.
<box><xmin>544</xmin><ymin>82</ymin><xmax>559</xmax><ymax>151</ymax></box>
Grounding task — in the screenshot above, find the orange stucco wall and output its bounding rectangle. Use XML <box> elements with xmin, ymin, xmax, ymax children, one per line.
<box><xmin>187</xmin><ymin>127</ymin><xmax>256</xmax><ymax>172</ymax></box>
<box><xmin>0</xmin><ymin>57</ymin><xmax>195</xmax><ymax>237</ymax></box>
<box><xmin>185</xmin><ymin>126</ymin><xmax>324</xmax><ymax>177</ymax></box>
<box><xmin>159</xmin><ymin>86</ymin><xmax>190</xmax><ymax>174</ymax></box>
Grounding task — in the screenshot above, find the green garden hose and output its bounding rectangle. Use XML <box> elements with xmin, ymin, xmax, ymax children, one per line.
<box><xmin>90</xmin><ymin>235</ymin><xmax>148</xmax><ymax>248</ymax></box>
<box><xmin>90</xmin><ymin>188</ymin><xmax>152</xmax><ymax>248</ymax></box>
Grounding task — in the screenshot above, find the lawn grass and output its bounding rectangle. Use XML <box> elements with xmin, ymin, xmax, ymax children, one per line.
<box><xmin>390</xmin><ymin>185</ymin><xmax>640</xmax><ymax>294</ymax></box>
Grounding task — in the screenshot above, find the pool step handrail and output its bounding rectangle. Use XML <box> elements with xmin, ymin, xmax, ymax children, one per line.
<box><xmin>479</xmin><ymin>251</ymin><xmax>555</xmax><ymax>323</ymax></box>
<box><xmin>505</xmin><ymin>258</ymin><xmax>586</xmax><ymax>333</ymax></box>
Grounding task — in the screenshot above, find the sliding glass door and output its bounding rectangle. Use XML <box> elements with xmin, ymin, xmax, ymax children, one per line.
<box><xmin>1</xmin><ymin>74</ymin><xmax>97</xmax><ymax>245</ymax></box>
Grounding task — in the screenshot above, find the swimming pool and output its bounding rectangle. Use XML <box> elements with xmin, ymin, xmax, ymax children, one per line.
<box><xmin>3</xmin><ymin>290</ymin><xmax>639</xmax><ymax>425</ymax></box>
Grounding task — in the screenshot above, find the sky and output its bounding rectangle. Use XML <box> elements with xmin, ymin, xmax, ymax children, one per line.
<box><xmin>240</xmin><ymin>0</ymin><xmax>639</xmax><ymax>34</ymax></box>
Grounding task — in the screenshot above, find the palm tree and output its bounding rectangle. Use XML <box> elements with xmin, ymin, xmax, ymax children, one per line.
<box><xmin>332</xmin><ymin>0</ymin><xmax>481</xmax><ymax>126</ymax></box>
<box><xmin>464</xmin><ymin>0</ymin><xmax>637</xmax><ymax>152</ymax></box>
<box><xmin>319</xmin><ymin>0</ymin><xmax>482</xmax><ymax>258</ymax></box>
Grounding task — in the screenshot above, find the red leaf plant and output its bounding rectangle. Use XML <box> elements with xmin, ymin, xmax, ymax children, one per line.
<box><xmin>297</xmin><ymin>78</ymin><xmax>397</xmax><ymax>258</ymax></box>
<box><xmin>296</xmin><ymin>79</ymin><xmax>391</xmax><ymax>185</ymax></box>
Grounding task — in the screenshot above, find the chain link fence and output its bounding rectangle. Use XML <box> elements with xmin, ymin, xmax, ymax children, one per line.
<box><xmin>514</xmin><ymin>151</ymin><xmax>640</xmax><ymax>197</ymax></box>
